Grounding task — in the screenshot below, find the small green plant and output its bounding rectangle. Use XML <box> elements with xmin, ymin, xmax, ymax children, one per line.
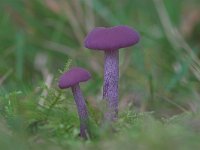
<box><xmin>58</xmin><ymin>58</ymin><xmax>73</xmax><ymax>74</ymax></box>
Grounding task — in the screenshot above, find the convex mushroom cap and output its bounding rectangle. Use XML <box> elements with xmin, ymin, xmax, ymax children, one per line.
<box><xmin>84</xmin><ymin>25</ymin><xmax>140</xmax><ymax>51</ymax></box>
<box><xmin>58</xmin><ymin>67</ymin><xmax>91</xmax><ymax>89</ymax></box>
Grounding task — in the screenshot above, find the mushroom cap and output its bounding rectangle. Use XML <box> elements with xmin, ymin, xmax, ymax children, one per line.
<box><xmin>84</xmin><ymin>25</ymin><xmax>140</xmax><ymax>51</ymax></box>
<box><xmin>58</xmin><ymin>67</ymin><xmax>91</xmax><ymax>89</ymax></box>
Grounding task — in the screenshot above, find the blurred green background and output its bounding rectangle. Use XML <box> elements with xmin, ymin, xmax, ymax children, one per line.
<box><xmin>0</xmin><ymin>0</ymin><xmax>200</xmax><ymax>149</ymax></box>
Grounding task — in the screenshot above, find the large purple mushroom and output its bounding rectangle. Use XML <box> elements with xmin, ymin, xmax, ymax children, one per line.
<box><xmin>58</xmin><ymin>67</ymin><xmax>91</xmax><ymax>139</ymax></box>
<box><xmin>84</xmin><ymin>25</ymin><xmax>140</xmax><ymax>121</ymax></box>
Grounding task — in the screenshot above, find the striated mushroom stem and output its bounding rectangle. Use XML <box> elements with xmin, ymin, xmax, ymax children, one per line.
<box><xmin>71</xmin><ymin>84</ymin><xmax>89</xmax><ymax>138</ymax></box>
<box><xmin>84</xmin><ymin>26</ymin><xmax>140</xmax><ymax>122</ymax></box>
<box><xmin>103</xmin><ymin>50</ymin><xmax>119</xmax><ymax>121</ymax></box>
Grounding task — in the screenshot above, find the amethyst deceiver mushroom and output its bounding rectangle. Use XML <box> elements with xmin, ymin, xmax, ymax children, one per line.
<box><xmin>84</xmin><ymin>25</ymin><xmax>140</xmax><ymax>121</ymax></box>
<box><xmin>58</xmin><ymin>67</ymin><xmax>91</xmax><ymax>138</ymax></box>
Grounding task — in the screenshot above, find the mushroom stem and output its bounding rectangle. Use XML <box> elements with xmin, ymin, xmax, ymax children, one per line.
<box><xmin>71</xmin><ymin>84</ymin><xmax>89</xmax><ymax>139</ymax></box>
<box><xmin>103</xmin><ymin>50</ymin><xmax>119</xmax><ymax>121</ymax></box>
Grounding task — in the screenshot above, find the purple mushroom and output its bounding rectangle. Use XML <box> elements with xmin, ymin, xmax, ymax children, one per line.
<box><xmin>58</xmin><ymin>67</ymin><xmax>91</xmax><ymax>139</ymax></box>
<box><xmin>84</xmin><ymin>25</ymin><xmax>140</xmax><ymax>121</ymax></box>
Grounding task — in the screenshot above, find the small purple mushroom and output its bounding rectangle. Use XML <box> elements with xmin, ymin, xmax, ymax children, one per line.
<box><xmin>58</xmin><ymin>67</ymin><xmax>91</xmax><ymax>139</ymax></box>
<box><xmin>84</xmin><ymin>25</ymin><xmax>140</xmax><ymax>121</ymax></box>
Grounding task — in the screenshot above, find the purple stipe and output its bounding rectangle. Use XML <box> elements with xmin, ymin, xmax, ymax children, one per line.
<box><xmin>103</xmin><ymin>50</ymin><xmax>119</xmax><ymax>121</ymax></box>
<box><xmin>84</xmin><ymin>25</ymin><xmax>140</xmax><ymax>121</ymax></box>
<box><xmin>72</xmin><ymin>84</ymin><xmax>89</xmax><ymax>139</ymax></box>
<box><xmin>58</xmin><ymin>67</ymin><xmax>91</xmax><ymax>139</ymax></box>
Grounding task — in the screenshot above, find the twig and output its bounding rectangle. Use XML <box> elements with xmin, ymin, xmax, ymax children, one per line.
<box><xmin>71</xmin><ymin>0</ymin><xmax>85</xmax><ymax>27</ymax></box>
<box><xmin>0</xmin><ymin>69</ymin><xmax>13</xmax><ymax>85</ymax></box>
<box><xmin>61</xmin><ymin>0</ymin><xmax>84</xmax><ymax>46</ymax></box>
<box><xmin>153</xmin><ymin>0</ymin><xmax>200</xmax><ymax>81</ymax></box>
<box><xmin>156</xmin><ymin>95</ymin><xmax>189</xmax><ymax>113</ymax></box>
<box><xmin>42</xmin><ymin>40</ymin><xmax>75</xmax><ymax>57</ymax></box>
<box><xmin>84</xmin><ymin>0</ymin><xmax>95</xmax><ymax>32</ymax></box>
